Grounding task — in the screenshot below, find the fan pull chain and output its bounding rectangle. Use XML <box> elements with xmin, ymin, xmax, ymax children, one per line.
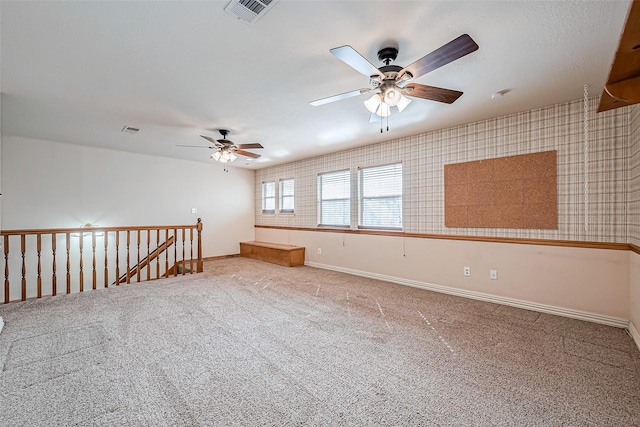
<box><xmin>583</xmin><ymin>84</ymin><xmax>589</xmax><ymax>233</ymax></box>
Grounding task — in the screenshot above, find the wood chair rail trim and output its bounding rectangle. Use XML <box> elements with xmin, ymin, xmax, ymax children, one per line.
<box><xmin>255</xmin><ymin>225</ymin><xmax>629</xmax><ymax>251</ymax></box>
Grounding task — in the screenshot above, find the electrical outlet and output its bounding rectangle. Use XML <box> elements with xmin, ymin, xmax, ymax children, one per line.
<box><xmin>317</xmin><ymin>248</ymin><xmax>321</xmax><ymax>255</ymax></box>
<box><xmin>490</xmin><ymin>270</ymin><xmax>498</xmax><ymax>280</ymax></box>
<box><xmin>463</xmin><ymin>267</ymin><xmax>471</xmax><ymax>277</ymax></box>
<box><xmin>191</xmin><ymin>208</ymin><xmax>197</xmax><ymax>214</ymax></box>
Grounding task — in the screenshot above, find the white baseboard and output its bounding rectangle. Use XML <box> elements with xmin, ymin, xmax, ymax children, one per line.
<box><xmin>305</xmin><ymin>261</ymin><xmax>629</xmax><ymax>329</ymax></box>
<box><xmin>0</xmin><ymin>316</ymin><xmax>4</xmax><ymax>335</ymax></box>
<box><xmin>629</xmin><ymin>322</ymin><xmax>640</xmax><ymax>352</ymax></box>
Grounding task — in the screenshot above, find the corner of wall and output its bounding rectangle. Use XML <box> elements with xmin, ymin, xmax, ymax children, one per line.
<box><xmin>629</xmin><ymin>318</ymin><xmax>640</xmax><ymax>352</ymax></box>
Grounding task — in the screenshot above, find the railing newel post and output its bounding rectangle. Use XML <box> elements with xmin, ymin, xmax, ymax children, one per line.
<box><xmin>197</xmin><ymin>218</ymin><xmax>203</xmax><ymax>273</ymax></box>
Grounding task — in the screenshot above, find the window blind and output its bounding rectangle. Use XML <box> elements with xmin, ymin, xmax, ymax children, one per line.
<box><xmin>318</xmin><ymin>170</ymin><xmax>350</xmax><ymax>227</ymax></box>
<box><xmin>279</xmin><ymin>178</ymin><xmax>294</xmax><ymax>213</ymax></box>
<box><xmin>262</xmin><ymin>181</ymin><xmax>275</xmax><ymax>213</ymax></box>
<box><xmin>358</xmin><ymin>163</ymin><xmax>402</xmax><ymax>229</ymax></box>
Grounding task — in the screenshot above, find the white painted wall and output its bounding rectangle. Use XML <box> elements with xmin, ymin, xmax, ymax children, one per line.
<box><xmin>256</xmin><ymin>227</ymin><xmax>630</xmax><ymax>325</ymax></box>
<box><xmin>1</xmin><ymin>136</ymin><xmax>255</xmax><ymax>257</ymax></box>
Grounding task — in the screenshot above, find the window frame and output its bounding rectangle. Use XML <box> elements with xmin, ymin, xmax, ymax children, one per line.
<box><xmin>278</xmin><ymin>178</ymin><xmax>295</xmax><ymax>214</ymax></box>
<box><xmin>261</xmin><ymin>181</ymin><xmax>276</xmax><ymax>214</ymax></box>
<box><xmin>358</xmin><ymin>162</ymin><xmax>403</xmax><ymax>231</ymax></box>
<box><xmin>317</xmin><ymin>169</ymin><xmax>351</xmax><ymax>228</ymax></box>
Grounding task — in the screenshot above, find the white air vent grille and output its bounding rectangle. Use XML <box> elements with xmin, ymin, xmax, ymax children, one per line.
<box><xmin>224</xmin><ymin>0</ymin><xmax>278</xmax><ymax>25</ymax></box>
<box><xmin>121</xmin><ymin>126</ymin><xmax>140</xmax><ymax>134</ymax></box>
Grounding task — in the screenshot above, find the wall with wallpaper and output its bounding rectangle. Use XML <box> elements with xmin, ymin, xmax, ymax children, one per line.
<box><xmin>254</xmin><ymin>97</ymin><xmax>634</xmax><ymax>325</ymax></box>
<box><xmin>256</xmin><ymin>97</ymin><xmax>628</xmax><ymax>243</ymax></box>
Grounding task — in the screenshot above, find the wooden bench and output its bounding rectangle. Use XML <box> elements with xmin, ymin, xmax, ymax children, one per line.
<box><xmin>239</xmin><ymin>241</ymin><xmax>305</xmax><ymax>267</ymax></box>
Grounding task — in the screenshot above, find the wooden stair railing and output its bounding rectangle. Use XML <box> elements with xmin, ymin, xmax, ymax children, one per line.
<box><xmin>114</xmin><ymin>235</ymin><xmax>176</xmax><ymax>285</ymax></box>
<box><xmin>1</xmin><ymin>219</ymin><xmax>203</xmax><ymax>304</ymax></box>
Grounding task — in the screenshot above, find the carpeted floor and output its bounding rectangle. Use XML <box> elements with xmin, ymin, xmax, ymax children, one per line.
<box><xmin>1</xmin><ymin>257</ymin><xmax>639</xmax><ymax>426</ymax></box>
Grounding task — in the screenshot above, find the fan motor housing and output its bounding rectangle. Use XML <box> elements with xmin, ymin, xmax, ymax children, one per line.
<box><xmin>377</xmin><ymin>47</ymin><xmax>398</xmax><ymax>65</ymax></box>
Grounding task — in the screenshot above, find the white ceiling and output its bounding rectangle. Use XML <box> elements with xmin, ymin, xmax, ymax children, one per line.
<box><xmin>0</xmin><ymin>1</ymin><xmax>632</xmax><ymax>169</ymax></box>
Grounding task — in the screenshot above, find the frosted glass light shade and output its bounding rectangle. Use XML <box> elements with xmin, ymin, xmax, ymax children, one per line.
<box><xmin>384</xmin><ymin>88</ymin><xmax>402</xmax><ymax>106</ymax></box>
<box><xmin>376</xmin><ymin>103</ymin><xmax>391</xmax><ymax>117</ymax></box>
<box><xmin>212</xmin><ymin>149</ymin><xmax>238</xmax><ymax>163</ymax></box>
<box><xmin>397</xmin><ymin>95</ymin><xmax>412</xmax><ymax>112</ymax></box>
<box><xmin>364</xmin><ymin>94</ymin><xmax>382</xmax><ymax>113</ymax></box>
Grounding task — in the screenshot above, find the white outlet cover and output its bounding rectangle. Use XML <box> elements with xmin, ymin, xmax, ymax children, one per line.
<box><xmin>317</xmin><ymin>248</ymin><xmax>321</xmax><ymax>254</ymax></box>
<box><xmin>490</xmin><ymin>270</ymin><xmax>498</xmax><ymax>280</ymax></box>
<box><xmin>463</xmin><ymin>267</ymin><xmax>471</xmax><ymax>276</ymax></box>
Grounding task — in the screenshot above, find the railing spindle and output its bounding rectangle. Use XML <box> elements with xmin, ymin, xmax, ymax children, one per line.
<box><xmin>92</xmin><ymin>232</ymin><xmax>97</xmax><ymax>290</ymax></box>
<box><xmin>156</xmin><ymin>229</ymin><xmax>160</xmax><ymax>279</ymax></box>
<box><xmin>66</xmin><ymin>233</ymin><xmax>71</xmax><ymax>294</ymax></box>
<box><xmin>21</xmin><ymin>235</ymin><xmax>27</xmax><ymax>301</ymax></box>
<box><xmin>4</xmin><ymin>235</ymin><xmax>10</xmax><ymax>304</ymax></box>
<box><xmin>115</xmin><ymin>231</ymin><xmax>120</xmax><ymax>285</ymax></box>
<box><xmin>165</xmin><ymin>229</ymin><xmax>169</xmax><ymax>277</ymax></box>
<box><xmin>174</xmin><ymin>228</ymin><xmax>178</xmax><ymax>277</ymax></box>
<box><xmin>137</xmin><ymin>231</ymin><xmax>141</xmax><ymax>282</ymax></box>
<box><xmin>37</xmin><ymin>234</ymin><xmax>42</xmax><ymax>298</ymax></box>
<box><xmin>147</xmin><ymin>230</ymin><xmax>151</xmax><ymax>281</ymax></box>
<box><xmin>126</xmin><ymin>230</ymin><xmax>131</xmax><ymax>284</ymax></box>
<box><xmin>52</xmin><ymin>233</ymin><xmax>57</xmax><ymax>296</ymax></box>
<box><xmin>189</xmin><ymin>228</ymin><xmax>194</xmax><ymax>274</ymax></box>
<box><xmin>104</xmin><ymin>232</ymin><xmax>109</xmax><ymax>288</ymax></box>
<box><xmin>79</xmin><ymin>232</ymin><xmax>84</xmax><ymax>292</ymax></box>
<box><xmin>181</xmin><ymin>228</ymin><xmax>186</xmax><ymax>275</ymax></box>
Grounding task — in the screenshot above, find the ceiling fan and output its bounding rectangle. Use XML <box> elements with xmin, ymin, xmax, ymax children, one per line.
<box><xmin>177</xmin><ymin>129</ymin><xmax>263</xmax><ymax>163</ymax></box>
<box><xmin>310</xmin><ymin>34</ymin><xmax>479</xmax><ymax>119</ymax></box>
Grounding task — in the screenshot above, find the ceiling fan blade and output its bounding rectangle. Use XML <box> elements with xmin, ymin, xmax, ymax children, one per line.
<box><xmin>310</xmin><ymin>88</ymin><xmax>371</xmax><ymax>106</ymax></box>
<box><xmin>598</xmin><ymin>89</ymin><xmax>636</xmax><ymax>112</ymax></box>
<box><xmin>404</xmin><ymin>84</ymin><xmax>463</xmax><ymax>104</ymax></box>
<box><xmin>598</xmin><ymin>0</ymin><xmax>640</xmax><ymax>112</ymax></box>
<box><xmin>330</xmin><ymin>45</ymin><xmax>384</xmax><ymax>79</ymax></box>
<box><xmin>176</xmin><ymin>144</ymin><xmax>214</xmax><ymax>149</ymax></box>
<box><xmin>200</xmin><ymin>135</ymin><xmax>219</xmax><ymax>145</ymax></box>
<box><xmin>236</xmin><ymin>143</ymin><xmax>263</xmax><ymax>149</ymax></box>
<box><xmin>236</xmin><ymin>149</ymin><xmax>261</xmax><ymax>159</ymax></box>
<box><xmin>400</xmin><ymin>34</ymin><xmax>479</xmax><ymax>81</ymax></box>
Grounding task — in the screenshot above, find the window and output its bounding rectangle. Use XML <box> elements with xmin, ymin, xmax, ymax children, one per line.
<box><xmin>318</xmin><ymin>170</ymin><xmax>350</xmax><ymax>227</ymax></box>
<box><xmin>358</xmin><ymin>163</ymin><xmax>402</xmax><ymax>229</ymax></box>
<box><xmin>279</xmin><ymin>178</ymin><xmax>295</xmax><ymax>213</ymax></box>
<box><xmin>261</xmin><ymin>181</ymin><xmax>275</xmax><ymax>214</ymax></box>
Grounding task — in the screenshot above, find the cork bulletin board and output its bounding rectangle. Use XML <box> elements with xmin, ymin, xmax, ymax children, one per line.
<box><xmin>444</xmin><ymin>150</ymin><xmax>557</xmax><ymax>229</ymax></box>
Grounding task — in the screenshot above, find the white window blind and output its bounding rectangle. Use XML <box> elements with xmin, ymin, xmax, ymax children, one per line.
<box><xmin>262</xmin><ymin>181</ymin><xmax>275</xmax><ymax>213</ymax></box>
<box><xmin>318</xmin><ymin>170</ymin><xmax>350</xmax><ymax>227</ymax></box>
<box><xmin>359</xmin><ymin>163</ymin><xmax>402</xmax><ymax>229</ymax></box>
<box><xmin>279</xmin><ymin>178</ymin><xmax>294</xmax><ymax>213</ymax></box>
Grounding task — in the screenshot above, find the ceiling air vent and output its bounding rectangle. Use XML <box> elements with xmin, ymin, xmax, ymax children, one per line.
<box><xmin>121</xmin><ymin>126</ymin><xmax>140</xmax><ymax>134</ymax></box>
<box><xmin>224</xmin><ymin>0</ymin><xmax>278</xmax><ymax>25</ymax></box>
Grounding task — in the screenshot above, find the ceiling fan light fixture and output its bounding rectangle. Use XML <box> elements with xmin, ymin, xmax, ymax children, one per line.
<box><xmin>384</xmin><ymin>87</ymin><xmax>402</xmax><ymax>106</ymax></box>
<box><xmin>376</xmin><ymin>102</ymin><xmax>391</xmax><ymax>117</ymax></box>
<box><xmin>397</xmin><ymin>95</ymin><xmax>412</xmax><ymax>112</ymax></box>
<box><xmin>364</xmin><ymin>93</ymin><xmax>382</xmax><ymax>113</ymax></box>
<box><xmin>211</xmin><ymin>151</ymin><xmax>222</xmax><ymax>161</ymax></box>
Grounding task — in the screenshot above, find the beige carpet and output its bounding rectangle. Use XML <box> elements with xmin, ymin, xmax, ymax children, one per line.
<box><xmin>0</xmin><ymin>257</ymin><xmax>639</xmax><ymax>426</ymax></box>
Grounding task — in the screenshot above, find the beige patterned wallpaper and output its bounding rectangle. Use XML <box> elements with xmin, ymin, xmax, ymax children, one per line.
<box><xmin>628</xmin><ymin>104</ymin><xmax>640</xmax><ymax>246</ymax></box>
<box><xmin>255</xmin><ymin>97</ymin><xmax>632</xmax><ymax>243</ymax></box>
